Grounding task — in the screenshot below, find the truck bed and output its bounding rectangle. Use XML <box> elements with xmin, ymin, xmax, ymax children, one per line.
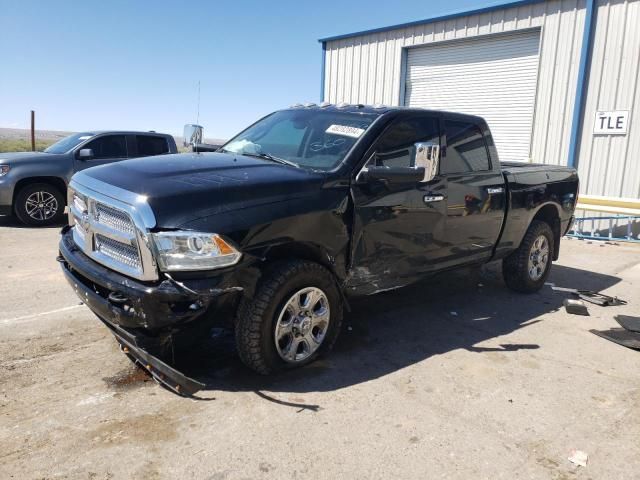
<box><xmin>500</xmin><ymin>161</ymin><xmax>577</xmax><ymax>186</ymax></box>
<box><xmin>500</xmin><ymin>161</ymin><xmax>574</xmax><ymax>174</ymax></box>
<box><xmin>494</xmin><ymin>161</ymin><xmax>579</xmax><ymax>263</ymax></box>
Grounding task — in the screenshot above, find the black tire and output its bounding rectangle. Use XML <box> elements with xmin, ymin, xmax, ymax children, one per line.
<box><xmin>235</xmin><ymin>260</ymin><xmax>343</xmax><ymax>375</ymax></box>
<box><xmin>503</xmin><ymin>220</ymin><xmax>554</xmax><ymax>293</ymax></box>
<box><xmin>14</xmin><ymin>183</ymin><xmax>65</xmax><ymax>227</ymax></box>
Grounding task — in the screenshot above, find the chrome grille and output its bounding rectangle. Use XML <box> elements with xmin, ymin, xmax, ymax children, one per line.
<box><xmin>67</xmin><ymin>174</ymin><xmax>158</xmax><ymax>281</ymax></box>
<box><xmin>94</xmin><ymin>234</ymin><xmax>141</xmax><ymax>270</ymax></box>
<box><xmin>95</xmin><ymin>203</ymin><xmax>135</xmax><ymax>235</ymax></box>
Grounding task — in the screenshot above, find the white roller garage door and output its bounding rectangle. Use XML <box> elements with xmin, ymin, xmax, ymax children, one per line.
<box><xmin>404</xmin><ymin>30</ymin><xmax>540</xmax><ymax>162</ymax></box>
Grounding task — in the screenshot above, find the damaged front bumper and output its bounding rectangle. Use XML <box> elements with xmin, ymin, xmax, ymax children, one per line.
<box><xmin>58</xmin><ymin>227</ymin><xmax>243</xmax><ymax>396</ymax></box>
<box><xmin>101</xmin><ymin>318</ymin><xmax>205</xmax><ymax>395</ymax></box>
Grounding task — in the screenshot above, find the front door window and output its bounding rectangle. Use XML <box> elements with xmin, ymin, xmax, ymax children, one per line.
<box><xmin>83</xmin><ymin>135</ymin><xmax>127</xmax><ymax>160</ymax></box>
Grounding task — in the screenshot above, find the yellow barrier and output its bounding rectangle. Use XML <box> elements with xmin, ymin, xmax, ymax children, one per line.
<box><xmin>576</xmin><ymin>195</ymin><xmax>640</xmax><ymax>215</ymax></box>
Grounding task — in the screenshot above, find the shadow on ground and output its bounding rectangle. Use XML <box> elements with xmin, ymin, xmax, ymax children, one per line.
<box><xmin>0</xmin><ymin>214</ymin><xmax>66</xmax><ymax>229</ymax></box>
<box><xmin>167</xmin><ymin>262</ymin><xmax>620</xmax><ymax>405</ymax></box>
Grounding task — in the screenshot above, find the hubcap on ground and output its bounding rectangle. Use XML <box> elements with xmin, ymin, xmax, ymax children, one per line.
<box><xmin>274</xmin><ymin>287</ymin><xmax>330</xmax><ymax>364</ymax></box>
<box><xmin>528</xmin><ymin>234</ymin><xmax>549</xmax><ymax>281</ymax></box>
<box><xmin>25</xmin><ymin>191</ymin><xmax>58</xmax><ymax>221</ymax></box>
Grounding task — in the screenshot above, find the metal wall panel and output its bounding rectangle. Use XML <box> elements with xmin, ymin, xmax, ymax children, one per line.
<box><xmin>577</xmin><ymin>0</ymin><xmax>640</xmax><ymax>200</ymax></box>
<box><xmin>323</xmin><ymin>0</ymin><xmax>586</xmax><ymax>166</ymax></box>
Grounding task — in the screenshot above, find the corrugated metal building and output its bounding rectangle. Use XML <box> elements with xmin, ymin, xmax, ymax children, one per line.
<box><xmin>319</xmin><ymin>0</ymin><xmax>640</xmax><ymax>220</ymax></box>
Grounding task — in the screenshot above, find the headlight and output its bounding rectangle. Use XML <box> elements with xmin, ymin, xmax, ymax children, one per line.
<box><xmin>0</xmin><ymin>165</ymin><xmax>10</xmax><ymax>176</ymax></box>
<box><xmin>150</xmin><ymin>231</ymin><xmax>242</xmax><ymax>271</ymax></box>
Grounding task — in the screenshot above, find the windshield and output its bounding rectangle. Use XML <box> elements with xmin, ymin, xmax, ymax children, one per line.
<box><xmin>222</xmin><ymin>110</ymin><xmax>378</xmax><ymax>170</ymax></box>
<box><xmin>44</xmin><ymin>132</ymin><xmax>95</xmax><ymax>154</ymax></box>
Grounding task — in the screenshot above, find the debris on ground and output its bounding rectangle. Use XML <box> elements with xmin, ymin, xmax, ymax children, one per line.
<box><xmin>563</xmin><ymin>299</ymin><xmax>589</xmax><ymax>316</ymax></box>
<box><xmin>551</xmin><ymin>286</ymin><xmax>575</xmax><ymax>292</ymax></box>
<box><xmin>551</xmin><ymin>287</ymin><xmax>626</xmax><ymax>306</ymax></box>
<box><xmin>590</xmin><ymin>328</ymin><xmax>640</xmax><ymax>350</ymax></box>
<box><xmin>450</xmin><ymin>311</ymin><xmax>458</xmax><ymax>316</ymax></box>
<box><xmin>614</xmin><ymin>315</ymin><xmax>640</xmax><ymax>333</ymax></box>
<box><xmin>577</xmin><ymin>291</ymin><xmax>626</xmax><ymax>306</ymax></box>
<box><xmin>591</xmin><ymin>314</ymin><xmax>640</xmax><ymax>351</ymax></box>
<box><xmin>568</xmin><ymin>450</ymin><xmax>589</xmax><ymax>467</ymax></box>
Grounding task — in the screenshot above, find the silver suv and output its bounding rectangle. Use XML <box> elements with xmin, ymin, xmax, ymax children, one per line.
<box><xmin>0</xmin><ymin>131</ymin><xmax>177</xmax><ymax>226</ymax></box>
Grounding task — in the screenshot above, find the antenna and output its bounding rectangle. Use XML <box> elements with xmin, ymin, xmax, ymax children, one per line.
<box><xmin>196</xmin><ymin>80</ymin><xmax>201</xmax><ymax>125</ymax></box>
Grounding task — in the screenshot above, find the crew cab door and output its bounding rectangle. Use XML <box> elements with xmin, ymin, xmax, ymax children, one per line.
<box><xmin>74</xmin><ymin>134</ymin><xmax>128</xmax><ymax>171</ymax></box>
<box><xmin>127</xmin><ymin>135</ymin><xmax>171</xmax><ymax>159</ymax></box>
<box><xmin>439</xmin><ymin>118</ymin><xmax>506</xmax><ymax>264</ymax></box>
<box><xmin>349</xmin><ymin>113</ymin><xmax>447</xmax><ymax>295</ymax></box>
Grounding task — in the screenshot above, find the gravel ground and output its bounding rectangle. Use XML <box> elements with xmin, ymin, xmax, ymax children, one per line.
<box><xmin>1</xmin><ymin>215</ymin><xmax>639</xmax><ymax>479</ymax></box>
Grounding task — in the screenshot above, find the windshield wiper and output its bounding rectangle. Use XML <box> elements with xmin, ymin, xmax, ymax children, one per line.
<box><xmin>245</xmin><ymin>152</ymin><xmax>299</xmax><ymax>168</ymax></box>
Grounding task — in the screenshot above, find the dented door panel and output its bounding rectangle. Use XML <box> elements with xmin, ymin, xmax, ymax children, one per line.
<box><xmin>348</xmin><ymin>178</ymin><xmax>447</xmax><ymax>295</ymax></box>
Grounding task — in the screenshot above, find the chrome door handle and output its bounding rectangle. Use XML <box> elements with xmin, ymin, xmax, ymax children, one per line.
<box><xmin>423</xmin><ymin>194</ymin><xmax>445</xmax><ymax>203</ymax></box>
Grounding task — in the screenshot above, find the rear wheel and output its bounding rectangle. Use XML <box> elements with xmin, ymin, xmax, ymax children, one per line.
<box><xmin>14</xmin><ymin>183</ymin><xmax>65</xmax><ymax>227</ymax></box>
<box><xmin>503</xmin><ymin>220</ymin><xmax>554</xmax><ymax>293</ymax></box>
<box><xmin>235</xmin><ymin>260</ymin><xmax>343</xmax><ymax>374</ymax></box>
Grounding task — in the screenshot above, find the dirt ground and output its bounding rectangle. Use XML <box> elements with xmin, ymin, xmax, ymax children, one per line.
<box><xmin>1</xmin><ymin>215</ymin><xmax>639</xmax><ymax>479</ymax></box>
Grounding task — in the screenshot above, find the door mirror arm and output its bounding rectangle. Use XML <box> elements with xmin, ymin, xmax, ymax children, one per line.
<box><xmin>355</xmin><ymin>141</ymin><xmax>440</xmax><ymax>185</ymax></box>
<box><xmin>359</xmin><ymin>166</ymin><xmax>426</xmax><ymax>184</ymax></box>
<box><xmin>413</xmin><ymin>142</ymin><xmax>440</xmax><ymax>182</ymax></box>
<box><xmin>77</xmin><ymin>148</ymin><xmax>94</xmax><ymax>160</ymax></box>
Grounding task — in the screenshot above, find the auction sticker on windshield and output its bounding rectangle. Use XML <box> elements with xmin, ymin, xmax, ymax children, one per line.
<box><xmin>326</xmin><ymin>124</ymin><xmax>365</xmax><ymax>138</ymax></box>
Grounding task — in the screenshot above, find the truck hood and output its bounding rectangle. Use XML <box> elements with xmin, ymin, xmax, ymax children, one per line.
<box><xmin>78</xmin><ymin>152</ymin><xmax>327</xmax><ymax>227</ymax></box>
<box><xmin>0</xmin><ymin>151</ymin><xmax>66</xmax><ymax>164</ymax></box>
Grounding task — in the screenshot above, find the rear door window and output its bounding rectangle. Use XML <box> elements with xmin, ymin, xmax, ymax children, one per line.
<box><xmin>442</xmin><ymin>121</ymin><xmax>490</xmax><ymax>174</ymax></box>
<box><xmin>83</xmin><ymin>135</ymin><xmax>127</xmax><ymax>160</ymax></box>
<box><xmin>136</xmin><ymin>135</ymin><xmax>169</xmax><ymax>156</ymax></box>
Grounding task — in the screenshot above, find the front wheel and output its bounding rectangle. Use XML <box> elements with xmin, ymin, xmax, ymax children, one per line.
<box><xmin>235</xmin><ymin>260</ymin><xmax>343</xmax><ymax>375</ymax></box>
<box><xmin>503</xmin><ymin>220</ymin><xmax>554</xmax><ymax>293</ymax></box>
<box><xmin>14</xmin><ymin>183</ymin><xmax>65</xmax><ymax>227</ymax></box>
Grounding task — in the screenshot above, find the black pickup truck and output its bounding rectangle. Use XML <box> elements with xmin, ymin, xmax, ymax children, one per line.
<box><xmin>59</xmin><ymin>105</ymin><xmax>578</xmax><ymax>395</ymax></box>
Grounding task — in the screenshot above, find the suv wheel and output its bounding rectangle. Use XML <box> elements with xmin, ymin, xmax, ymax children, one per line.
<box><xmin>502</xmin><ymin>220</ymin><xmax>554</xmax><ymax>293</ymax></box>
<box><xmin>235</xmin><ymin>260</ymin><xmax>343</xmax><ymax>374</ymax></box>
<box><xmin>15</xmin><ymin>183</ymin><xmax>65</xmax><ymax>227</ymax></box>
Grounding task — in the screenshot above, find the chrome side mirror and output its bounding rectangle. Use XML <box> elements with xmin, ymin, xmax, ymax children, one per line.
<box><xmin>78</xmin><ymin>148</ymin><xmax>94</xmax><ymax>160</ymax></box>
<box><xmin>414</xmin><ymin>142</ymin><xmax>440</xmax><ymax>182</ymax></box>
<box><xmin>183</xmin><ymin>124</ymin><xmax>203</xmax><ymax>147</ymax></box>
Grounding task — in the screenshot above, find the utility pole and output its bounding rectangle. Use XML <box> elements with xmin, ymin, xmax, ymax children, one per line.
<box><xmin>196</xmin><ymin>81</ymin><xmax>200</xmax><ymax>125</ymax></box>
<box><xmin>30</xmin><ymin>110</ymin><xmax>35</xmax><ymax>151</ymax></box>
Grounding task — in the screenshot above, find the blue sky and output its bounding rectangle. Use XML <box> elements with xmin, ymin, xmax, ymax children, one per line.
<box><xmin>1</xmin><ymin>0</ymin><xmax>493</xmax><ymax>138</ymax></box>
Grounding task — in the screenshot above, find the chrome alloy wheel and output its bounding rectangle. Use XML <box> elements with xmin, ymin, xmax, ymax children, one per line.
<box><xmin>528</xmin><ymin>234</ymin><xmax>550</xmax><ymax>281</ymax></box>
<box><xmin>25</xmin><ymin>191</ymin><xmax>58</xmax><ymax>221</ymax></box>
<box><xmin>274</xmin><ymin>287</ymin><xmax>330</xmax><ymax>364</ymax></box>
